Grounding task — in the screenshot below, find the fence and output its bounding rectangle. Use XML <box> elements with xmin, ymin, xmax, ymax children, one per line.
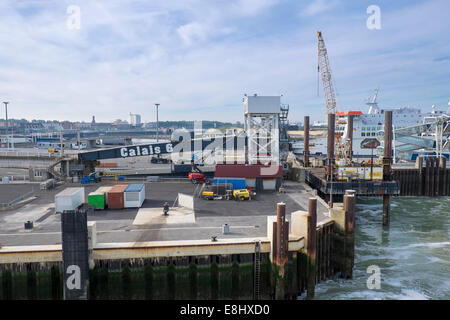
<box><xmin>0</xmin><ymin>150</ymin><xmax>59</xmax><ymax>158</ymax></box>
<box><xmin>0</xmin><ymin>188</ymin><xmax>35</xmax><ymax>211</ymax></box>
<box><xmin>100</xmin><ymin>175</ymin><xmax>190</xmax><ymax>183</ymax></box>
<box><xmin>1</xmin><ymin>175</ymin><xmax>29</xmax><ymax>182</ymax></box>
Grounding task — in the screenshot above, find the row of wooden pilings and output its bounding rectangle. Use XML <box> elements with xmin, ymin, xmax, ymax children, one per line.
<box><xmin>271</xmin><ymin>190</ymin><xmax>356</xmax><ymax>299</ymax></box>
<box><xmin>393</xmin><ymin>156</ymin><xmax>449</xmax><ymax>196</ymax></box>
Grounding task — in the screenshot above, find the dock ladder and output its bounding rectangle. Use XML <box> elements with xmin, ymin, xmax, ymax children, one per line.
<box><xmin>254</xmin><ymin>240</ymin><xmax>261</xmax><ymax>300</ymax></box>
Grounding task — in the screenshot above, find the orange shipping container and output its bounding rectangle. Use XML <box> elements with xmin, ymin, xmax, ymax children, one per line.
<box><xmin>98</xmin><ymin>162</ymin><xmax>118</xmax><ymax>168</ymax></box>
<box><xmin>107</xmin><ymin>184</ymin><xmax>128</xmax><ymax>209</ymax></box>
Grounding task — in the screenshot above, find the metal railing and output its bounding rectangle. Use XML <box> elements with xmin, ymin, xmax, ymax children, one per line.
<box><xmin>0</xmin><ymin>188</ymin><xmax>35</xmax><ymax>210</ymax></box>
<box><xmin>1</xmin><ymin>175</ymin><xmax>29</xmax><ymax>182</ymax></box>
<box><xmin>0</xmin><ymin>150</ymin><xmax>58</xmax><ymax>158</ymax></box>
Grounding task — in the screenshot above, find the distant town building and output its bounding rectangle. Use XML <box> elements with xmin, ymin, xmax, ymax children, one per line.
<box><xmin>112</xmin><ymin>119</ymin><xmax>131</xmax><ymax>130</ymax></box>
<box><xmin>312</xmin><ymin>120</ymin><xmax>327</xmax><ymax>127</ymax></box>
<box><xmin>129</xmin><ymin>113</ymin><xmax>142</xmax><ymax>127</ymax></box>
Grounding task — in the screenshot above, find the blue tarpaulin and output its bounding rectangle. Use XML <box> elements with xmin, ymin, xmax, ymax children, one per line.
<box><xmin>212</xmin><ymin>178</ymin><xmax>246</xmax><ymax>190</ymax></box>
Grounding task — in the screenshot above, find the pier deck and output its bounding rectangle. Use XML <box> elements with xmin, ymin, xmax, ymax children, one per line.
<box><xmin>305</xmin><ymin>167</ymin><xmax>400</xmax><ymax>196</ymax></box>
<box><xmin>0</xmin><ymin>181</ymin><xmax>329</xmax><ymax>248</ymax></box>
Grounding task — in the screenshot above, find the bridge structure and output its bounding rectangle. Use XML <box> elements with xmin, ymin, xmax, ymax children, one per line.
<box><xmin>0</xmin><ymin>134</ymin><xmax>248</xmax><ymax>182</ymax></box>
<box><xmin>377</xmin><ymin>113</ymin><xmax>450</xmax><ymax>161</ymax></box>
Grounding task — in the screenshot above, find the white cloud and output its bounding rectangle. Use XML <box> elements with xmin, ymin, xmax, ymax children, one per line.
<box><xmin>0</xmin><ymin>0</ymin><xmax>448</xmax><ymax>124</ymax></box>
<box><xmin>233</xmin><ymin>0</ymin><xmax>279</xmax><ymax>16</ymax></box>
<box><xmin>301</xmin><ymin>0</ymin><xmax>340</xmax><ymax>17</ymax></box>
<box><xmin>177</xmin><ymin>22</ymin><xmax>207</xmax><ymax>45</ymax></box>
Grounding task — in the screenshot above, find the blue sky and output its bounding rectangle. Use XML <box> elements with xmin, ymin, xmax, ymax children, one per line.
<box><xmin>0</xmin><ymin>0</ymin><xmax>449</xmax><ymax>123</ymax></box>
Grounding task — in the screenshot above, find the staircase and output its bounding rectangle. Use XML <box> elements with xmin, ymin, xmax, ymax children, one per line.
<box><xmin>47</xmin><ymin>158</ymin><xmax>64</xmax><ymax>180</ymax></box>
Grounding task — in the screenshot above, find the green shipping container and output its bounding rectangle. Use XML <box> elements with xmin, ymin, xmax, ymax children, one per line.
<box><xmin>88</xmin><ymin>192</ymin><xmax>105</xmax><ymax>210</ymax></box>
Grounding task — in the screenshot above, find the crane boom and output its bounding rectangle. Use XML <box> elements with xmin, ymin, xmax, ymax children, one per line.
<box><xmin>317</xmin><ymin>31</ymin><xmax>349</xmax><ymax>164</ymax></box>
<box><xmin>317</xmin><ymin>31</ymin><xmax>337</xmax><ymax>115</ymax></box>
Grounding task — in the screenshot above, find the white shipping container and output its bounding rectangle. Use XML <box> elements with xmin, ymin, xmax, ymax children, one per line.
<box><xmin>124</xmin><ymin>184</ymin><xmax>146</xmax><ymax>208</ymax></box>
<box><xmin>55</xmin><ymin>187</ymin><xmax>85</xmax><ymax>213</ymax></box>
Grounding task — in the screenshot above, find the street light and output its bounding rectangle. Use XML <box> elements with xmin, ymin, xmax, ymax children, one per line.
<box><xmin>154</xmin><ymin>103</ymin><xmax>160</xmax><ymax>143</ymax></box>
<box><xmin>3</xmin><ymin>102</ymin><xmax>9</xmax><ymax>149</ymax></box>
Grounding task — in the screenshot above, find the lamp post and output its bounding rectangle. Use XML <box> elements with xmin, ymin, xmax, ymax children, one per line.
<box><xmin>155</xmin><ymin>103</ymin><xmax>160</xmax><ymax>142</ymax></box>
<box><xmin>3</xmin><ymin>102</ymin><xmax>9</xmax><ymax>149</ymax></box>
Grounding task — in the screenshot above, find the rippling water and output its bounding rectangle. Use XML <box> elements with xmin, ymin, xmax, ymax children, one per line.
<box><xmin>314</xmin><ymin>196</ymin><xmax>450</xmax><ymax>300</ymax></box>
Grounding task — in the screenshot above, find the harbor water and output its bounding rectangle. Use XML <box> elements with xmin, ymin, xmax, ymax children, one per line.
<box><xmin>314</xmin><ymin>196</ymin><xmax>450</xmax><ymax>299</ymax></box>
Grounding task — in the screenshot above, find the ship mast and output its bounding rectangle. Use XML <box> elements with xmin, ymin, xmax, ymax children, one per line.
<box><xmin>367</xmin><ymin>87</ymin><xmax>380</xmax><ymax>114</ymax></box>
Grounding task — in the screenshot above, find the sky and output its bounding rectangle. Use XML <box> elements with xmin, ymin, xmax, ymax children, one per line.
<box><xmin>0</xmin><ymin>0</ymin><xmax>449</xmax><ymax>124</ymax></box>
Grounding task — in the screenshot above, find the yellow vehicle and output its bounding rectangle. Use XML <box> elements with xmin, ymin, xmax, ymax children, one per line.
<box><xmin>233</xmin><ymin>189</ymin><xmax>250</xmax><ymax>201</ymax></box>
<box><xmin>48</xmin><ymin>148</ymin><xmax>58</xmax><ymax>153</ymax></box>
<box><xmin>201</xmin><ymin>191</ymin><xmax>215</xmax><ymax>200</ymax></box>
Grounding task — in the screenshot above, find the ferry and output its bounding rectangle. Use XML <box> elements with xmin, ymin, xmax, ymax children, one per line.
<box><xmin>291</xmin><ymin>89</ymin><xmax>450</xmax><ymax>161</ymax></box>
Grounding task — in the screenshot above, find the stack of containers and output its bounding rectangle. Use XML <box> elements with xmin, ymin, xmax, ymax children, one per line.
<box><xmin>55</xmin><ymin>187</ymin><xmax>85</xmax><ymax>213</ymax></box>
<box><xmin>124</xmin><ymin>183</ymin><xmax>146</xmax><ymax>208</ymax></box>
<box><xmin>107</xmin><ymin>184</ymin><xmax>128</xmax><ymax>209</ymax></box>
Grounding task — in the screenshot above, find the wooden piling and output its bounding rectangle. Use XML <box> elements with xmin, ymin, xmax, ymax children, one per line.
<box><xmin>304</xmin><ymin>116</ymin><xmax>310</xmax><ymax>167</ymax></box>
<box><xmin>275</xmin><ymin>203</ymin><xmax>289</xmax><ymax>269</ymax></box>
<box><xmin>426</xmin><ymin>157</ymin><xmax>429</xmax><ymax>196</ymax></box>
<box><xmin>347</xmin><ymin>115</ymin><xmax>353</xmax><ymax>161</ymax></box>
<box><xmin>316</xmin><ymin>228</ymin><xmax>321</xmax><ymax>284</ymax></box>
<box><xmin>306</xmin><ymin>198</ymin><xmax>317</xmax><ymax>300</ymax></box>
<box><xmin>273</xmin><ymin>202</ymin><xmax>289</xmax><ymax>300</ymax></box>
<box><xmin>430</xmin><ymin>158</ymin><xmax>433</xmax><ymax>196</ymax></box>
<box><xmin>437</xmin><ymin>157</ymin><xmax>441</xmax><ymax>196</ymax></box>
<box><xmin>342</xmin><ymin>194</ymin><xmax>355</xmax><ymax>279</ymax></box>
<box><xmin>382</xmin><ymin>195</ymin><xmax>390</xmax><ymax>226</ymax></box>
<box><xmin>327</xmin><ymin>224</ymin><xmax>332</xmax><ymax>277</ymax></box>
<box><xmin>441</xmin><ymin>157</ymin><xmax>448</xmax><ymax>196</ymax></box>
<box><xmin>382</xmin><ymin>111</ymin><xmax>393</xmax><ymax>226</ymax></box>
<box><xmin>326</xmin><ymin>113</ymin><xmax>335</xmax><ymax>182</ymax></box>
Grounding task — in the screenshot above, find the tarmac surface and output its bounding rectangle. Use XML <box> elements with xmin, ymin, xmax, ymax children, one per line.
<box><xmin>0</xmin><ymin>184</ymin><xmax>35</xmax><ymax>203</ymax></box>
<box><xmin>0</xmin><ymin>181</ymin><xmax>329</xmax><ymax>247</ymax></box>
